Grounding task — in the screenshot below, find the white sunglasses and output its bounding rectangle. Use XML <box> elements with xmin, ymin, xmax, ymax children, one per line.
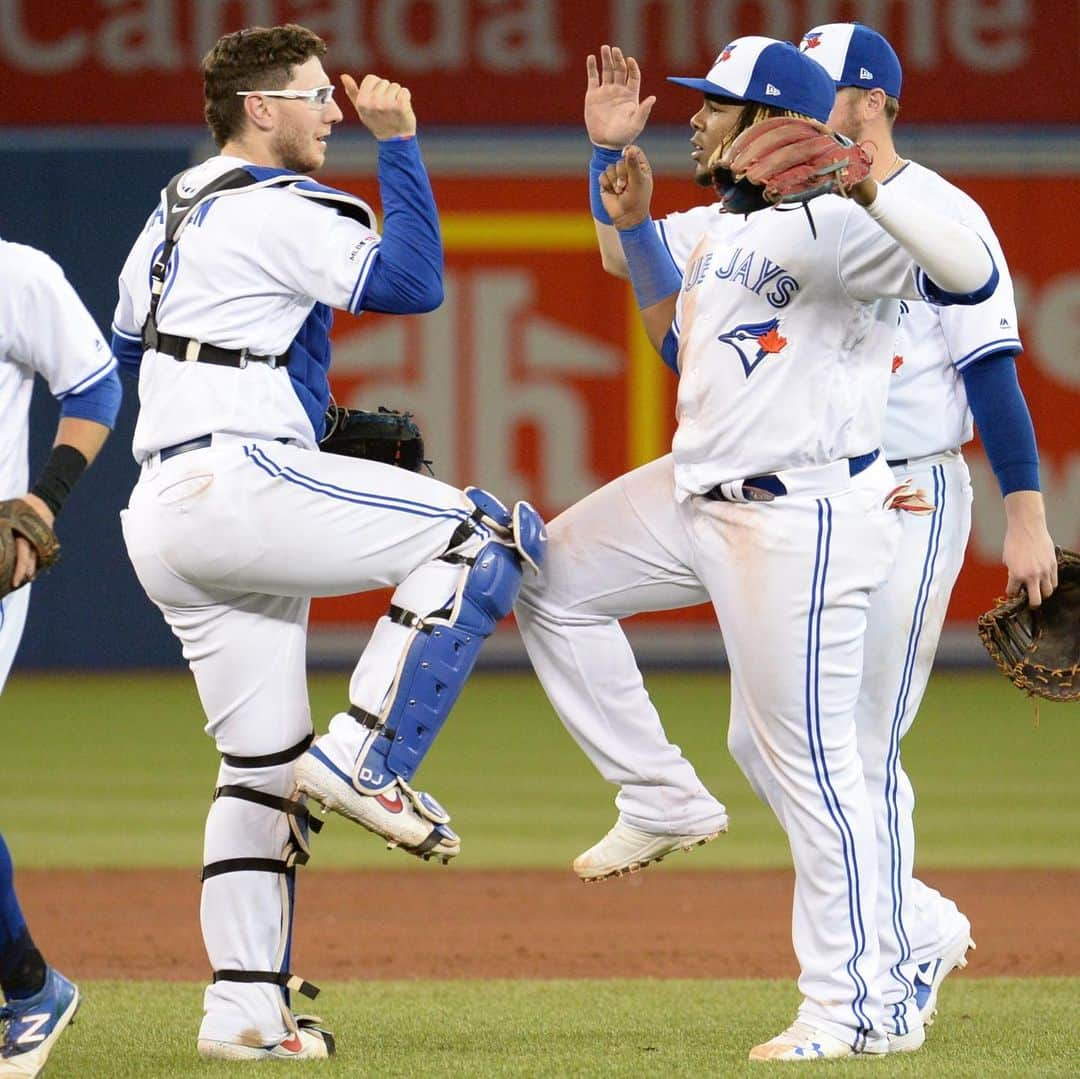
<box><xmin>236</xmin><ymin>85</ymin><xmax>335</xmax><ymax>109</ymax></box>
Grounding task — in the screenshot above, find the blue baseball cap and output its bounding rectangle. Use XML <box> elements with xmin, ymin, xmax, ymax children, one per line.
<box><xmin>799</xmin><ymin>23</ymin><xmax>903</xmax><ymax>99</ymax></box>
<box><xmin>668</xmin><ymin>36</ymin><xmax>835</xmax><ymax>124</ymax></box>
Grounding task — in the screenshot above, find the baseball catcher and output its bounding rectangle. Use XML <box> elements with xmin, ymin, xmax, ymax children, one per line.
<box><xmin>711</xmin><ymin>115</ymin><xmax>873</xmax><ymax>214</ymax></box>
<box><xmin>977</xmin><ymin>548</ymin><xmax>1080</xmax><ymax>701</ymax></box>
<box><xmin>0</xmin><ymin>498</ymin><xmax>61</xmax><ymax>599</ymax></box>
<box><xmin>319</xmin><ymin>403</ymin><xmax>430</xmax><ymax>472</ymax></box>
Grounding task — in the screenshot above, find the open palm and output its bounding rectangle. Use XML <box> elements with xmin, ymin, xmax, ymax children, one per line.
<box><xmin>585</xmin><ymin>45</ymin><xmax>656</xmax><ymax>149</ymax></box>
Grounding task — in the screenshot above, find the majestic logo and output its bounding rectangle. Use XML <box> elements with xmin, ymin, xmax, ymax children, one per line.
<box><xmin>891</xmin><ymin>355</ymin><xmax>904</xmax><ymax>373</ymax></box>
<box><xmin>717</xmin><ymin>318</ymin><xmax>788</xmax><ymax>377</ymax></box>
<box><xmin>801</xmin><ymin>33</ymin><xmax>823</xmax><ymax>51</ymax></box>
<box><xmin>765</xmin><ymin>83</ymin><xmax>781</xmax><ymax>96</ymax></box>
<box><xmin>716</xmin><ymin>43</ymin><xmax>736</xmax><ymax>62</ymax></box>
<box><xmin>999</xmin><ymin>316</ymin><xmax>1011</xmax><ymax>328</ymax></box>
<box><xmin>860</xmin><ymin>66</ymin><xmax>873</xmax><ymax>80</ymax></box>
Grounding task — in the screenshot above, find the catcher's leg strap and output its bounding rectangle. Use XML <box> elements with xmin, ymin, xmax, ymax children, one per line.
<box><xmin>203</xmin><ymin>774</ymin><xmax>321</xmax><ymax>1005</ymax></box>
<box><xmin>213</xmin><ymin>969</ymin><xmax>319</xmax><ymax>1001</ymax></box>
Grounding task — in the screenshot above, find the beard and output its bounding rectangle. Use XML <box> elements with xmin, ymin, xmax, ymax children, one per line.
<box><xmin>271</xmin><ymin>122</ymin><xmax>322</xmax><ymax>174</ymax></box>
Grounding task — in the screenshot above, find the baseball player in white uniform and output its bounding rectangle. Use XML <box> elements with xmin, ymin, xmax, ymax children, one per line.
<box><xmin>565</xmin><ymin>27</ymin><xmax>1058</xmax><ymax>1050</ymax></box>
<box><xmin>0</xmin><ymin>240</ymin><xmax>120</xmax><ymax>1078</ymax></box>
<box><xmin>111</xmin><ymin>25</ymin><xmax>543</xmax><ymax>1062</ymax></box>
<box><xmin>515</xmin><ymin>36</ymin><xmax>1001</xmax><ymax>1061</ymax></box>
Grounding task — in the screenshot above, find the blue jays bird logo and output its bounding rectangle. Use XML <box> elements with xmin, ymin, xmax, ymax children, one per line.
<box><xmin>801</xmin><ymin>32</ymin><xmax>822</xmax><ymax>50</ymax></box>
<box><xmin>717</xmin><ymin>319</ymin><xmax>788</xmax><ymax>377</ymax></box>
<box><xmin>717</xmin><ymin>42</ymin><xmax>737</xmax><ymax>62</ymax></box>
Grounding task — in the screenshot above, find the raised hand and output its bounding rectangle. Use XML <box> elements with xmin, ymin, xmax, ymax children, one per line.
<box><xmin>585</xmin><ymin>45</ymin><xmax>656</xmax><ymax>150</ymax></box>
<box><xmin>343</xmin><ymin>73</ymin><xmax>416</xmax><ymax>140</ymax></box>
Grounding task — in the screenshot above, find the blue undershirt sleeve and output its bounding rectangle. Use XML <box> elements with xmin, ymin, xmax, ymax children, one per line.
<box><xmin>110</xmin><ymin>330</ymin><xmax>143</xmax><ymax>378</ymax></box>
<box><xmin>960</xmin><ymin>349</ymin><xmax>1040</xmax><ymax>494</ymax></box>
<box><xmin>59</xmin><ymin>368</ymin><xmax>122</xmax><ymax>428</ymax></box>
<box><xmin>618</xmin><ymin>219</ymin><xmax>683</xmax><ymax>310</ymax></box>
<box><xmin>355</xmin><ymin>137</ymin><xmax>444</xmax><ymax>315</ymax></box>
<box><xmin>660</xmin><ymin>328</ymin><xmax>679</xmax><ymax>374</ymax></box>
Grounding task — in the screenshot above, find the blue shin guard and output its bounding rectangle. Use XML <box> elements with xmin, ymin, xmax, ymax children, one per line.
<box><xmin>353</xmin><ymin>493</ymin><xmax>546</xmax><ymax>788</ymax></box>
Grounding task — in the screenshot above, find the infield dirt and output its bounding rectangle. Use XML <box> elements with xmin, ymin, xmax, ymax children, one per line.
<box><xmin>20</xmin><ymin>867</ymin><xmax>1078</xmax><ymax>980</ymax></box>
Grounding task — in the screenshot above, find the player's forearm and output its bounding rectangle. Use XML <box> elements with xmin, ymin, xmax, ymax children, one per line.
<box><xmin>54</xmin><ymin>417</ymin><xmax>111</xmax><ymax>467</ymax></box>
<box><xmin>594</xmin><ymin>220</ymin><xmax>630</xmax><ymax>278</ymax></box>
<box><xmin>861</xmin><ymin>182</ymin><xmax>996</xmax><ymax>300</ymax></box>
<box><xmin>364</xmin><ymin>137</ymin><xmax>443</xmax><ymax>313</ymax></box>
<box><xmin>961</xmin><ymin>350</ymin><xmax>1040</xmax><ymax>495</ymax></box>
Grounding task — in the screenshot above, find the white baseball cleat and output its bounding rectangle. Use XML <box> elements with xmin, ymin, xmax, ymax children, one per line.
<box><xmin>197</xmin><ymin>1016</ymin><xmax>335</xmax><ymax>1060</ymax></box>
<box><xmin>887</xmin><ymin>1025</ymin><xmax>926</xmax><ymax>1053</ymax></box>
<box><xmin>573</xmin><ymin>820</ymin><xmax>725</xmax><ymax>882</ymax></box>
<box><xmin>293</xmin><ymin>736</ymin><xmax>460</xmax><ymax>863</ymax></box>
<box><xmin>748</xmin><ymin>1021</ymin><xmax>881</xmax><ymax>1062</ymax></box>
<box><xmin>915</xmin><ymin>915</ymin><xmax>975</xmax><ymax>1028</ymax></box>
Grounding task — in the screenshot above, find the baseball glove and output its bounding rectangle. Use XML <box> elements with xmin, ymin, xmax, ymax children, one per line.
<box><xmin>712</xmin><ymin>116</ymin><xmax>873</xmax><ymax>213</ymax></box>
<box><xmin>0</xmin><ymin>498</ymin><xmax>61</xmax><ymax>598</ymax></box>
<box><xmin>976</xmin><ymin>547</ymin><xmax>1080</xmax><ymax>702</ymax></box>
<box><xmin>319</xmin><ymin>404</ymin><xmax>429</xmax><ymax>473</ymax></box>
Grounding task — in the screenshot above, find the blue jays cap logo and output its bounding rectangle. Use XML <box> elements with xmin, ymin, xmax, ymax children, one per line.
<box><xmin>718</xmin><ymin>318</ymin><xmax>788</xmax><ymax>377</ymax></box>
<box><xmin>717</xmin><ymin>42</ymin><xmax>737</xmax><ymax>62</ymax></box>
<box><xmin>801</xmin><ymin>32</ymin><xmax>823</xmax><ymax>50</ymax></box>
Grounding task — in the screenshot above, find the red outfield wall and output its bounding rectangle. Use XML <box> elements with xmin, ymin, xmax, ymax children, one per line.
<box><xmin>1</xmin><ymin>0</ymin><xmax>1078</xmax><ymax>127</ymax></box>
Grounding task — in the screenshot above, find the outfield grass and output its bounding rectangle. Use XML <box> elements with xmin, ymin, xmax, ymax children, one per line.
<box><xmin>37</xmin><ymin>977</ymin><xmax>1080</xmax><ymax>1078</ymax></box>
<box><xmin>1</xmin><ymin>670</ymin><xmax>1076</xmax><ymax>869</ymax></box>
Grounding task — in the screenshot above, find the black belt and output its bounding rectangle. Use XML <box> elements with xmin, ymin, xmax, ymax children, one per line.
<box><xmin>158</xmin><ymin>434</ymin><xmax>292</xmax><ymax>463</ymax></box>
<box><xmin>153</xmin><ymin>332</ymin><xmax>287</xmax><ymax>369</ymax></box>
<box><xmin>887</xmin><ymin>458</ymin><xmax>907</xmax><ymax>468</ymax></box>
<box><xmin>704</xmin><ymin>449</ymin><xmax>880</xmax><ymax>503</ymax></box>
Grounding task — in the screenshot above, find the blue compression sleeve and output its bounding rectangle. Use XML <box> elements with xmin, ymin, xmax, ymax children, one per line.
<box><xmin>357</xmin><ymin>137</ymin><xmax>444</xmax><ymax>314</ymax></box>
<box><xmin>961</xmin><ymin>349</ymin><xmax>1040</xmax><ymax>494</ymax></box>
<box><xmin>110</xmin><ymin>330</ymin><xmax>142</xmax><ymax>377</ymax></box>
<box><xmin>660</xmin><ymin>328</ymin><xmax>679</xmax><ymax>374</ymax></box>
<box><xmin>59</xmin><ymin>367</ymin><xmax>122</xmax><ymax>427</ymax></box>
<box><xmin>618</xmin><ymin>219</ymin><xmax>683</xmax><ymax>310</ymax></box>
<box><xmin>589</xmin><ymin>145</ymin><xmax>622</xmax><ymax>225</ymax></box>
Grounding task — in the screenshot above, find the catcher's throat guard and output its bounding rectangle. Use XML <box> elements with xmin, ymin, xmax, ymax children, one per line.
<box><xmin>351</xmin><ymin>489</ymin><xmax>546</xmax><ymax>790</ymax></box>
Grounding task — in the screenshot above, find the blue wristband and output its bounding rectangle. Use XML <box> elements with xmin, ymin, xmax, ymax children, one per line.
<box><xmin>589</xmin><ymin>145</ymin><xmax>623</xmax><ymax>226</ymax></box>
<box><xmin>619</xmin><ymin>219</ymin><xmax>682</xmax><ymax>309</ymax></box>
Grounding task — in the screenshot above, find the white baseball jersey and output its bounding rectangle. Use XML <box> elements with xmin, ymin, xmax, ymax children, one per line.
<box><xmin>112</xmin><ymin>155</ymin><xmax>381</xmax><ymax>462</ymax></box>
<box><xmin>0</xmin><ymin>239</ymin><xmax>115</xmax><ymax>498</ymax></box>
<box><xmin>881</xmin><ymin>162</ymin><xmax>1020</xmax><ymax>461</ymax></box>
<box><xmin>668</xmin><ymin>196</ymin><xmax>931</xmax><ymax>499</ymax></box>
<box><xmin>659</xmin><ymin>162</ymin><xmax>1020</xmax><ymax>467</ymax></box>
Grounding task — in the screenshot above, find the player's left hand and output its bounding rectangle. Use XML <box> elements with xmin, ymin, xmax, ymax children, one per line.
<box><xmin>343</xmin><ymin>73</ymin><xmax>416</xmax><ymax>140</ymax></box>
<box><xmin>599</xmin><ymin>145</ymin><xmax>654</xmax><ymax>230</ymax></box>
<box><xmin>1002</xmin><ymin>491</ymin><xmax>1058</xmax><ymax>607</ymax></box>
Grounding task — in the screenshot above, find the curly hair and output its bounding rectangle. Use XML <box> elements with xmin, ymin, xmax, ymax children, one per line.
<box><xmin>203</xmin><ymin>24</ymin><xmax>327</xmax><ymax>147</ymax></box>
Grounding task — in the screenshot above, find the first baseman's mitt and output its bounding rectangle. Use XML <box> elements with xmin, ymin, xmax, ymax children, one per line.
<box><xmin>712</xmin><ymin>116</ymin><xmax>873</xmax><ymax>213</ymax></box>
<box><xmin>319</xmin><ymin>404</ymin><xmax>430</xmax><ymax>473</ymax></box>
<box><xmin>0</xmin><ymin>498</ymin><xmax>61</xmax><ymax>598</ymax></box>
<box><xmin>976</xmin><ymin>547</ymin><xmax>1080</xmax><ymax>701</ymax></box>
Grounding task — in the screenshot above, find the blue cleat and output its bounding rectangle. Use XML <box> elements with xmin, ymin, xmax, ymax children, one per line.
<box><xmin>0</xmin><ymin>968</ymin><xmax>80</xmax><ymax>1078</ymax></box>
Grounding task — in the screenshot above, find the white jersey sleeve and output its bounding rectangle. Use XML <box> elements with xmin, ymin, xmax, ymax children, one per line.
<box><xmin>0</xmin><ymin>241</ymin><xmax>114</xmax><ymax>396</ymax></box>
<box><xmin>881</xmin><ymin>162</ymin><xmax>1021</xmax><ymax>460</ymax></box>
<box><xmin>657</xmin><ymin>204</ymin><xmax>721</xmax><ymax>275</ymax></box>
